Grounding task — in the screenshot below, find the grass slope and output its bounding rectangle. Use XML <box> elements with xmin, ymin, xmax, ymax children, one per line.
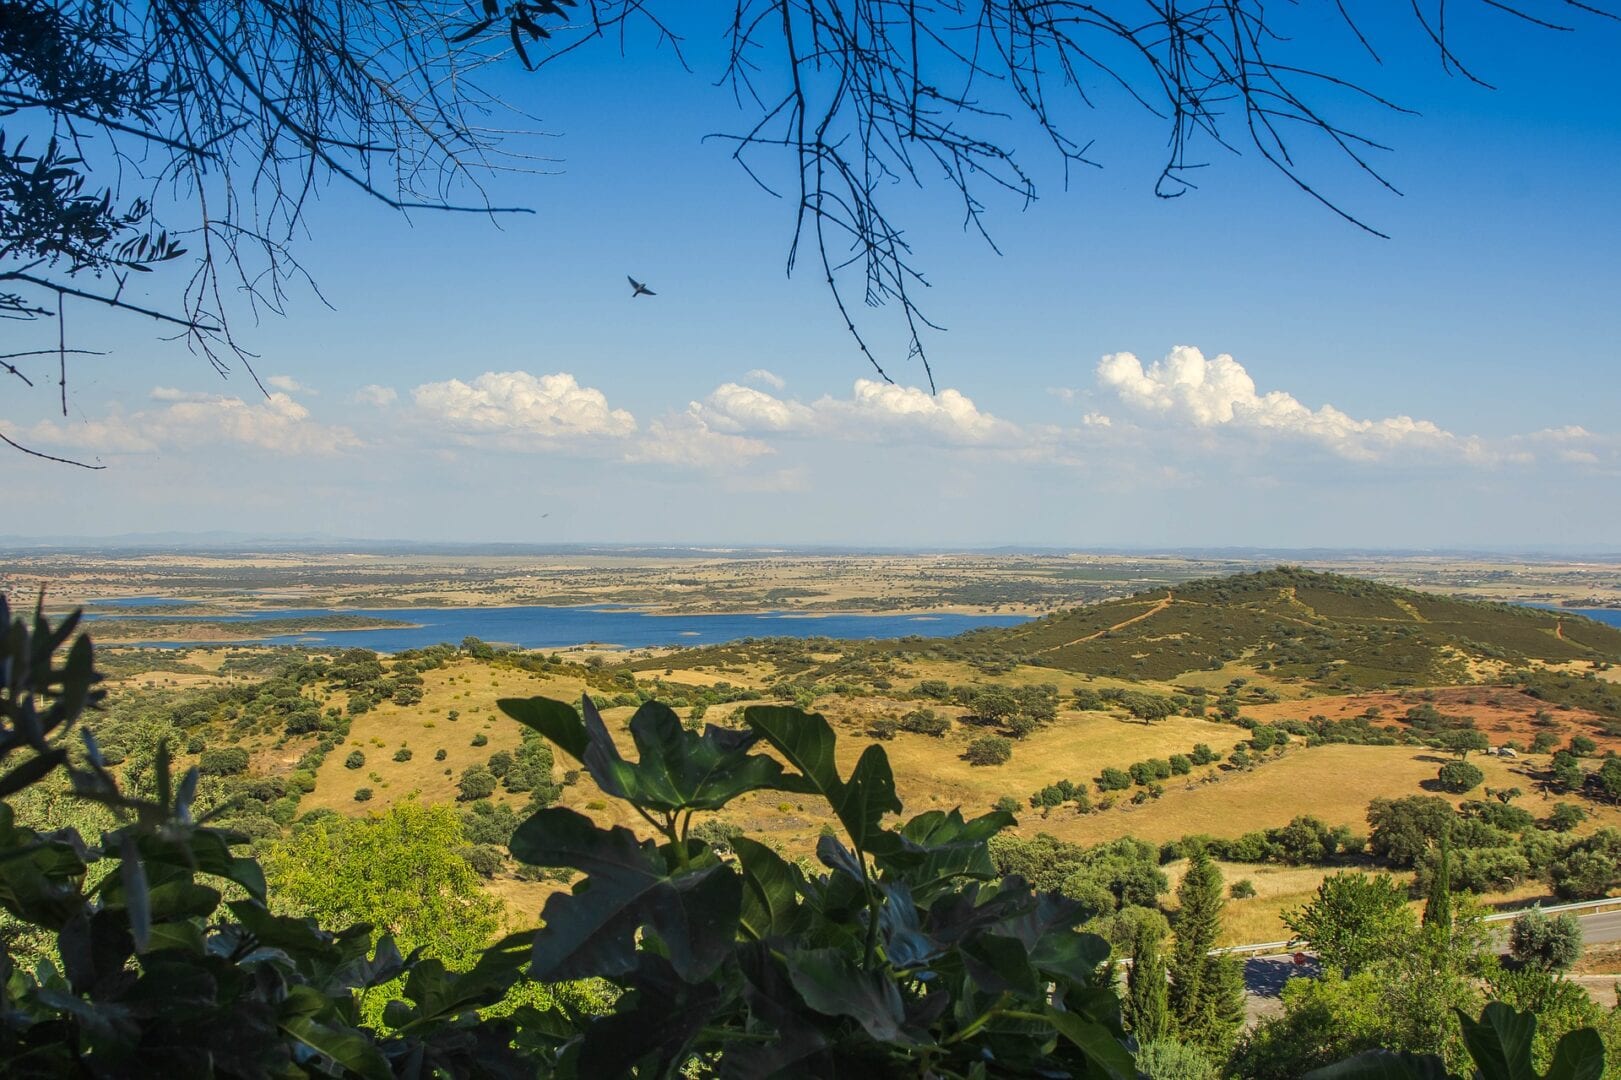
<box><xmin>957</xmin><ymin>568</ymin><xmax>1621</xmax><ymax>686</ymax></box>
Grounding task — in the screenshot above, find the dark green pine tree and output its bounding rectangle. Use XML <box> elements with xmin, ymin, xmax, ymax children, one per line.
<box><xmin>1123</xmin><ymin>920</ymin><xmax>1170</xmax><ymax>1043</ymax></box>
<box><xmin>1168</xmin><ymin>848</ymin><xmax>1245</xmax><ymax>1057</ymax></box>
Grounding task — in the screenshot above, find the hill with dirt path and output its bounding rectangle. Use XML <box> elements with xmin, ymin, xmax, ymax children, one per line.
<box><xmin>950</xmin><ymin>567</ymin><xmax>1621</xmax><ymax>687</ymax></box>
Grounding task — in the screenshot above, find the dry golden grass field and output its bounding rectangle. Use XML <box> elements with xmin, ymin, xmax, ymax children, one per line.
<box><xmin>277</xmin><ymin>653</ymin><xmax>1621</xmax><ymax>947</ymax></box>
<box><xmin>61</xmin><ymin>550</ymin><xmax>1618</xmax><ymax>949</ymax></box>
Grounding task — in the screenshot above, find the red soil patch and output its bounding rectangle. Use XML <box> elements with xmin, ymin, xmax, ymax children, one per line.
<box><xmin>1243</xmin><ymin>685</ymin><xmax>1619</xmax><ymax>754</ymax></box>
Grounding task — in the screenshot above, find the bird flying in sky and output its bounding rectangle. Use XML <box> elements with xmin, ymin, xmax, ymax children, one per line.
<box><xmin>627</xmin><ymin>276</ymin><xmax>655</xmax><ymax>298</ymax></box>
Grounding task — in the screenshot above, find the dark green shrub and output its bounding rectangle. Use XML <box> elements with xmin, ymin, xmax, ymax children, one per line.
<box><xmin>343</xmin><ymin>749</ymin><xmax>366</xmax><ymax>770</ymax></box>
<box><xmin>393</xmin><ymin>747</ymin><xmax>413</xmax><ymax>762</ymax></box>
<box><xmin>198</xmin><ymin>746</ymin><xmax>250</xmax><ymax>775</ymax></box>
<box><xmin>899</xmin><ymin>708</ymin><xmax>951</xmax><ymax>736</ymax></box>
<box><xmin>964</xmin><ymin>735</ymin><xmax>1013</xmax><ymax>766</ymax></box>
<box><xmin>457</xmin><ymin>764</ymin><xmax>497</xmax><ymax>801</ymax></box>
<box><xmin>353</xmin><ymin>787</ymin><xmax>373</xmax><ymax>802</ymax></box>
<box><xmin>1437</xmin><ymin>760</ymin><xmax>1484</xmax><ymax>793</ymax></box>
<box><xmin>461</xmin><ymin>843</ymin><xmax>505</xmax><ymax>877</ymax></box>
<box><xmin>1508</xmin><ymin>907</ymin><xmax>1582</xmax><ymax>972</ymax></box>
<box><xmin>1097</xmin><ymin>767</ymin><xmax>1132</xmax><ymax>792</ymax></box>
<box><xmin>1548</xmin><ymin>802</ymin><xmax>1586</xmax><ymax>831</ymax></box>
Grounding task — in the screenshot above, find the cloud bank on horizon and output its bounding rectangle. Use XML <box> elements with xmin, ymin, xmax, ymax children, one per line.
<box><xmin>8</xmin><ymin>348</ymin><xmax>1611</xmax><ymax>479</ymax></box>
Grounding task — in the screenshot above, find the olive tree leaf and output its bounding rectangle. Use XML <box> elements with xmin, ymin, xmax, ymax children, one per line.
<box><xmin>509</xmin><ymin>807</ymin><xmax>740</xmax><ymax>981</ymax></box>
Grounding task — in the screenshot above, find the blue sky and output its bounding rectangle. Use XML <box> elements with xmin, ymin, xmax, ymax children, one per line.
<box><xmin>6</xmin><ymin>6</ymin><xmax>1619</xmax><ymax>548</ymax></box>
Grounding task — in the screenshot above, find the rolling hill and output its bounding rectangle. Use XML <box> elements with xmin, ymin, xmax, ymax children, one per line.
<box><xmin>934</xmin><ymin>567</ymin><xmax>1621</xmax><ymax>687</ymax></box>
<box><xmin>634</xmin><ymin>568</ymin><xmax>1621</xmax><ymax>691</ymax></box>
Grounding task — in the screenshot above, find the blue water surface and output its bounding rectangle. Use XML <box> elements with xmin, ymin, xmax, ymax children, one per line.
<box><xmin>86</xmin><ymin>604</ymin><xmax>1029</xmax><ymax>652</ymax></box>
<box><xmin>1556</xmin><ymin>608</ymin><xmax>1621</xmax><ymax>629</ymax></box>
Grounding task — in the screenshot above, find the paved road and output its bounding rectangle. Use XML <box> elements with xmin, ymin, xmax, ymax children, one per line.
<box><xmin>1572</xmin><ymin>910</ymin><xmax>1621</xmax><ymax>946</ymax></box>
<box><xmin>1241</xmin><ymin>908</ymin><xmax>1621</xmax><ymax>1024</ymax></box>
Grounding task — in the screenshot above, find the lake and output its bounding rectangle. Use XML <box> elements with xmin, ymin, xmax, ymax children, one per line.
<box><xmin>86</xmin><ymin>603</ymin><xmax>1031</xmax><ymax>652</ymax></box>
<box><xmin>82</xmin><ymin>600</ymin><xmax>1620</xmax><ymax>652</ymax></box>
<box><xmin>1550</xmin><ymin>608</ymin><xmax>1621</xmax><ymax>629</ymax></box>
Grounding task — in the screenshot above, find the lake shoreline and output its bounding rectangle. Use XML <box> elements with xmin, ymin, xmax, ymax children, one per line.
<box><xmin>78</xmin><ymin>599</ymin><xmax>1033</xmax><ymax>653</ymax></box>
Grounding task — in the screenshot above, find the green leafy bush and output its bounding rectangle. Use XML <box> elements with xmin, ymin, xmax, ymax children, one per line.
<box><xmin>1097</xmin><ymin>766</ymin><xmax>1132</xmax><ymax>792</ymax></box>
<box><xmin>1437</xmin><ymin>760</ymin><xmax>1485</xmax><ymax>794</ymax></box>
<box><xmin>198</xmin><ymin>745</ymin><xmax>250</xmax><ymax>775</ymax></box>
<box><xmin>457</xmin><ymin>764</ymin><xmax>497</xmax><ymax>801</ymax></box>
<box><xmin>1508</xmin><ymin>907</ymin><xmax>1582</xmax><ymax>972</ymax></box>
<box><xmin>898</xmin><ymin>707</ymin><xmax>950</xmax><ymax>736</ymax></box>
<box><xmin>963</xmin><ymin>734</ymin><xmax>1013</xmax><ymax>765</ymax></box>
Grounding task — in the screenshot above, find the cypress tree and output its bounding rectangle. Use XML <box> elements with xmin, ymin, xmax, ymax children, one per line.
<box><xmin>1168</xmin><ymin>848</ymin><xmax>1244</xmax><ymax>1057</ymax></box>
<box><xmin>1423</xmin><ymin>826</ymin><xmax>1453</xmax><ymax>934</ymax></box>
<box><xmin>1124</xmin><ymin>920</ymin><xmax>1170</xmax><ymax>1043</ymax></box>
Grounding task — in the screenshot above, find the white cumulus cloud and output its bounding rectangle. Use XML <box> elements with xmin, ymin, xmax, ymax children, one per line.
<box><xmin>412</xmin><ymin>371</ymin><xmax>636</xmax><ymax>440</ymax></box>
<box><xmin>16</xmin><ymin>389</ymin><xmax>359</xmax><ymax>456</ymax></box>
<box><xmin>1096</xmin><ymin>346</ymin><xmax>1473</xmax><ymax>461</ymax></box>
<box><xmin>702</xmin><ymin>382</ymin><xmax>816</xmax><ymax>433</ymax></box>
<box><xmin>696</xmin><ymin>378</ymin><xmax>1025</xmax><ymax>448</ymax></box>
<box><xmin>744</xmin><ymin>368</ymin><xmax>786</xmax><ymax>390</ymax></box>
<box><xmin>627</xmin><ymin>407</ymin><xmax>774</xmax><ymax>469</ymax></box>
<box><xmin>266</xmin><ymin>375</ymin><xmax>311</xmax><ymax>393</ymax></box>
